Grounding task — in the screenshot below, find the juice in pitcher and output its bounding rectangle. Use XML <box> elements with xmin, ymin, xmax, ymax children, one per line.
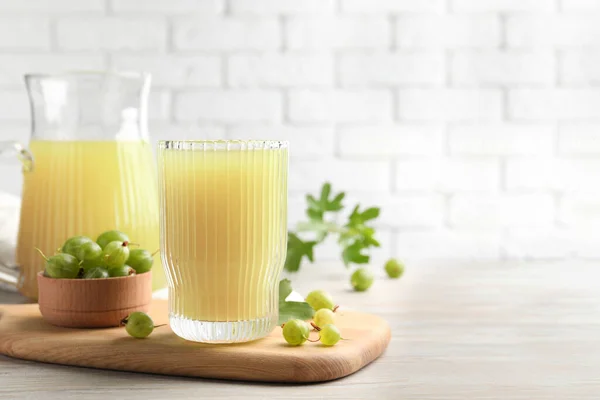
<box><xmin>0</xmin><ymin>72</ymin><xmax>166</xmax><ymax>298</ymax></box>
<box><xmin>17</xmin><ymin>140</ymin><xmax>165</xmax><ymax>297</ymax></box>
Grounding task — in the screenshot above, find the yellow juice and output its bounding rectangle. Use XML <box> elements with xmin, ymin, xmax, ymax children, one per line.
<box><xmin>16</xmin><ymin>140</ymin><xmax>165</xmax><ymax>298</ymax></box>
<box><xmin>159</xmin><ymin>143</ymin><xmax>288</xmax><ymax>323</ymax></box>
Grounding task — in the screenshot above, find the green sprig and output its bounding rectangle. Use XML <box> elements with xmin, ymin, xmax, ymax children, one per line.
<box><xmin>285</xmin><ymin>182</ymin><xmax>381</xmax><ymax>272</ymax></box>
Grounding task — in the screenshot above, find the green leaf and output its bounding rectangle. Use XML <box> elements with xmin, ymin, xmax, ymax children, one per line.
<box><xmin>278</xmin><ymin>278</ymin><xmax>315</xmax><ymax>324</ymax></box>
<box><xmin>285</xmin><ymin>249</ymin><xmax>302</xmax><ymax>272</ymax></box>
<box><xmin>361</xmin><ymin>207</ymin><xmax>380</xmax><ymax>221</ymax></box>
<box><xmin>306</xmin><ymin>208</ymin><xmax>324</xmax><ymax>222</ymax></box>
<box><xmin>292</xmin><ymin>182</ymin><xmax>380</xmax><ymax>272</ymax></box>
<box><xmin>332</xmin><ymin>192</ymin><xmax>345</xmax><ymax>205</ymax></box>
<box><xmin>363</xmin><ymin>235</ymin><xmax>380</xmax><ymax>248</ymax></box>
<box><xmin>326</xmin><ymin>191</ymin><xmax>344</xmax><ymax>211</ymax></box>
<box><xmin>284</xmin><ymin>232</ymin><xmax>317</xmax><ymax>272</ymax></box>
<box><xmin>348</xmin><ymin>205</ymin><xmax>361</xmax><ymax>225</ymax></box>
<box><xmin>306</xmin><ymin>194</ymin><xmax>321</xmax><ymax>212</ymax></box>
<box><xmin>304</xmin><ymin>241</ymin><xmax>315</xmax><ymax>262</ymax></box>
<box><xmin>279</xmin><ymin>278</ymin><xmax>293</xmax><ymax>302</ymax></box>
<box><xmin>320</xmin><ymin>182</ymin><xmax>331</xmax><ymax>203</ymax></box>
<box><xmin>278</xmin><ymin>301</ymin><xmax>314</xmax><ymax>325</ymax></box>
<box><xmin>306</xmin><ymin>182</ymin><xmax>345</xmax><ymax>217</ymax></box>
<box><xmin>359</xmin><ymin>227</ymin><xmax>380</xmax><ymax>248</ymax></box>
<box><xmin>342</xmin><ymin>241</ymin><xmax>370</xmax><ymax>267</ymax></box>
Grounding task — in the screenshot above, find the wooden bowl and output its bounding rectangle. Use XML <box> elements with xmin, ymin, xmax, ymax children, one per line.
<box><xmin>37</xmin><ymin>271</ymin><xmax>152</xmax><ymax>328</ymax></box>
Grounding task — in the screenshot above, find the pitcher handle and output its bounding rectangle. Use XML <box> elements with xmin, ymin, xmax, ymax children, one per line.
<box><xmin>0</xmin><ymin>141</ymin><xmax>32</xmax><ymax>287</ymax></box>
<box><xmin>0</xmin><ymin>141</ymin><xmax>34</xmax><ymax>172</ymax></box>
<box><xmin>0</xmin><ymin>261</ymin><xmax>19</xmax><ymax>287</ymax></box>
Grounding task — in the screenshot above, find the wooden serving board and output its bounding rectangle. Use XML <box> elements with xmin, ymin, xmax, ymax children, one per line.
<box><xmin>0</xmin><ymin>299</ymin><xmax>390</xmax><ymax>383</ymax></box>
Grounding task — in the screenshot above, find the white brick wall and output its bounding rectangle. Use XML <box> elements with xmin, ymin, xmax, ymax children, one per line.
<box><xmin>448</xmin><ymin>124</ymin><xmax>554</xmax><ymax>155</ymax></box>
<box><xmin>452</xmin><ymin>0</ymin><xmax>555</xmax><ymax>12</ymax></box>
<box><xmin>339</xmin><ymin>125</ymin><xmax>444</xmax><ymax>156</ymax></box>
<box><xmin>0</xmin><ymin>91</ymin><xmax>30</xmax><ymax>120</ymax></box>
<box><xmin>1</xmin><ymin>0</ymin><xmax>600</xmax><ymax>261</ymax></box>
<box><xmin>395</xmin><ymin>158</ymin><xmax>500</xmax><ymax>192</ymax></box>
<box><xmin>560</xmin><ymin>51</ymin><xmax>600</xmax><ymax>84</ymax></box>
<box><xmin>0</xmin><ymin>54</ymin><xmax>105</xmax><ymax>86</ymax></box>
<box><xmin>449</xmin><ymin>194</ymin><xmax>555</xmax><ymax>228</ymax></box>
<box><xmin>451</xmin><ymin>51</ymin><xmax>554</xmax><ymax>85</ymax></box>
<box><xmin>175</xmin><ymin>90</ymin><xmax>282</xmax><ymax>122</ymax></box>
<box><xmin>341</xmin><ymin>0</ymin><xmax>445</xmax><ymax>13</ymax></box>
<box><xmin>506</xmin><ymin>159</ymin><xmax>600</xmax><ymax>192</ymax></box>
<box><xmin>395</xmin><ymin>15</ymin><xmax>501</xmax><ymax>48</ymax></box>
<box><xmin>111</xmin><ymin>0</ymin><xmax>224</xmax><ymax>13</ymax></box>
<box><xmin>228</xmin><ymin>54</ymin><xmax>333</xmax><ymax>87</ymax></box>
<box><xmin>286</xmin><ymin>17</ymin><xmax>389</xmax><ymax>50</ymax></box>
<box><xmin>562</xmin><ymin>0</ymin><xmax>600</xmax><ymax>11</ymax></box>
<box><xmin>340</xmin><ymin>52</ymin><xmax>444</xmax><ymax>86</ymax></box>
<box><xmin>558</xmin><ymin>124</ymin><xmax>600</xmax><ymax>154</ymax></box>
<box><xmin>111</xmin><ymin>55</ymin><xmax>221</xmax><ymax>87</ymax></box>
<box><xmin>57</xmin><ymin>17</ymin><xmax>167</xmax><ymax>51</ymax></box>
<box><xmin>289</xmin><ymin>90</ymin><xmax>392</xmax><ymax>122</ymax></box>
<box><xmin>0</xmin><ymin>0</ymin><xmax>104</xmax><ymax>13</ymax></box>
<box><xmin>509</xmin><ymin>89</ymin><xmax>600</xmax><ymax>120</ymax></box>
<box><xmin>506</xmin><ymin>15</ymin><xmax>600</xmax><ymax>48</ymax></box>
<box><xmin>398</xmin><ymin>89</ymin><xmax>503</xmax><ymax>121</ymax></box>
<box><xmin>230</xmin><ymin>0</ymin><xmax>335</xmax><ymax>15</ymax></box>
<box><xmin>289</xmin><ymin>159</ymin><xmax>390</xmax><ymax>192</ymax></box>
<box><xmin>173</xmin><ymin>17</ymin><xmax>280</xmax><ymax>50</ymax></box>
<box><xmin>0</xmin><ymin>18</ymin><xmax>51</xmax><ymax>50</ymax></box>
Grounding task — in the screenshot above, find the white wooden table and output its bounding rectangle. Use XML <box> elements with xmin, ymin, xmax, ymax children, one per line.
<box><xmin>1</xmin><ymin>261</ymin><xmax>599</xmax><ymax>399</ymax></box>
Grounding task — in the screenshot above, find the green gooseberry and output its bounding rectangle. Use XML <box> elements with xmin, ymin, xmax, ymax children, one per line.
<box><xmin>102</xmin><ymin>241</ymin><xmax>130</xmax><ymax>269</ymax></box>
<box><xmin>127</xmin><ymin>249</ymin><xmax>154</xmax><ymax>274</ymax></box>
<box><xmin>96</xmin><ymin>230</ymin><xmax>129</xmax><ymax>249</ymax></box>
<box><xmin>42</xmin><ymin>252</ymin><xmax>80</xmax><ymax>279</ymax></box>
<box><xmin>62</xmin><ymin>236</ymin><xmax>102</xmax><ymax>262</ymax></box>
<box><xmin>83</xmin><ymin>266</ymin><xmax>109</xmax><ymax>279</ymax></box>
<box><xmin>109</xmin><ymin>265</ymin><xmax>135</xmax><ymax>277</ymax></box>
<box><xmin>350</xmin><ymin>268</ymin><xmax>374</xmax><ymax>292</ymax></box>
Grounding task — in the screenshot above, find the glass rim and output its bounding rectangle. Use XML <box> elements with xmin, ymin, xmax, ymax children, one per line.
<box><xmin>158</xmin><ymin>140</ymin><xmax>289</xmax><ymax>150</ymax></box>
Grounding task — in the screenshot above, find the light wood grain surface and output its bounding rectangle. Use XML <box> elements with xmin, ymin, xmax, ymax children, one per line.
<box><xmin>0</xmin><ymin>300</ymin><xmax>390</xmax><ymax>382</ymax></box>
<box><xmin>1</xmin><ymin>261</ymin><xmax>599</xmax><ymax>399</ymax></box>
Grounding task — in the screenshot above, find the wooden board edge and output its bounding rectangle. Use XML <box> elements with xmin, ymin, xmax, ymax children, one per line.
<box><xmin>0</xmin><ymin>305</ymin><xmax>393</xmax><ymax>383</ymax></box>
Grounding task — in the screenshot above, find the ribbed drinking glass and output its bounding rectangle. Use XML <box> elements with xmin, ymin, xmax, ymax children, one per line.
<box><xmin>158</xmin><ymin>140</ymin><xmax>288</xmax><ymax>343</ymax></box>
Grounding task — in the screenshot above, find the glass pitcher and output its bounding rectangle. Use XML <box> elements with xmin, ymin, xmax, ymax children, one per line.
<box><xmin>0</xmin><ymin>71</ymin><xmax>165</xmax><ymax>299</ymax></box>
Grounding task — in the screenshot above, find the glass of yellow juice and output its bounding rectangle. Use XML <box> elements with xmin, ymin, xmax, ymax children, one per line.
<box><xmin>158</xmin><ymin>140</ymin><xmax>288</xmax><ymax>343</ymax></box>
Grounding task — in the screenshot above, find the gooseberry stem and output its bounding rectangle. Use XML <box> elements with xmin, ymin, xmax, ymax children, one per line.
<box><xmin>333</xmin><ymin>305</ymin><xmax>339</xmax><ymax>313</ymax></box>
<box><xmin>154</xmin><ymin>324</ymin><xmax>167</xmax><ymax>328</ymax></box>
<box><xmin>34</xmin><ymin>247</ymin><xmax>48</xmax><ymax>261</ymax></box>
<box><xmin>151</xmin><ymin>249</ymin><xmax>160</xmax><ymax>257</ymax></box>
<box><xmin>310</xmin><ymin>322</ymin><xmax>321</xmax><ymax>331</ymax></box>
<box><xmin>306</xmin><ymin>335</ymin><xmax>320</xmax><ymax>343</ymax></box>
